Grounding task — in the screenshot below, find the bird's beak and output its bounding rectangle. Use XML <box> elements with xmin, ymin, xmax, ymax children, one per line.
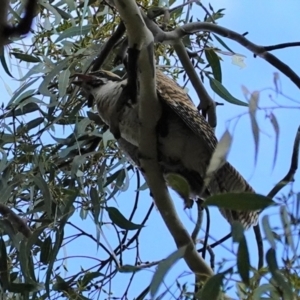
<box><xmin>71</xmin><ymin>73</ymin><xmax>98</xmax><ymax>86</ymax></box>
<box><xmin>70</xmin><ymin>73</ymin><xmax>104</xmax><ymax>87</ymax></box>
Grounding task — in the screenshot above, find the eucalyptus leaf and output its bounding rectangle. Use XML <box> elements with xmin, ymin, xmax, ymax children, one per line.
<box><xmin>106</xmin><ymin>207</ymin><xmax>143</xmax><ymax>230</ymax></box>
<box><xmin>209</xmin><ymin>78</ymin><xmax>248</xmax><ymax>106</ymax></box>
<box><xmin>10</xmin><ymin>52</ymin><xmax>40</xmax><ymax>63</ymax></box>
<box><xmin>150</xmin><ymin>246</ymin><xmax>186</xmax><ymax>298</ymax></box>
<box><xmin>204</xmin><ymin>193</ymin><xmax>274</xmax><ymax>211</ymax></box>
<box><xmin>196</xmin><ymin>273</ymin><xmax>224</xmax><ymax>300</ymax></box>
<box><xmin>55</xmin><ymin>25</ymin><xmax>92</xmax><ymax>42</ymax></box>
<box><xmin>205</xmin><ymin>49</ymin><xmax>222</xmax><ymax>82</ymax></box>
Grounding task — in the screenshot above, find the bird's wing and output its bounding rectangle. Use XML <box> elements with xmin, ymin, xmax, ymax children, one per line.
<box><xmin>156</xmin><ymin>69</ymin><xmax>218</xmax><ymax>152</ymax></box>
<box><xmin>155</xmin><ymin>70</ymin><xmax>258</xmax><ymax>228</ymax></box>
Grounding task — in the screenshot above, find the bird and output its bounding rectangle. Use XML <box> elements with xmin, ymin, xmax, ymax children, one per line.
<box><xmin>73</xmin><ymin>69</ymin><xmax>259</xmax><ymax>229</ymax></box>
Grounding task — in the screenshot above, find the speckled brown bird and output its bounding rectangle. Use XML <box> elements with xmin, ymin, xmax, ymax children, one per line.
<box><xmin>74</xmin><ymin>69</ymin><xmax>259</xmax><ymax>229</ymax></box>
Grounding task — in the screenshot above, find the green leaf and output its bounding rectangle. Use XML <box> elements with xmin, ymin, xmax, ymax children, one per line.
<box><xmin>17</xmin><ymin>117</ymin><xmax>44</xmax><ymax>133</ymax></box>
<box><xmin>249</xmin><ymin>91</ymin><xmax>260</xmax><ymax>166</ymax></box>
<box><xmin>237</xmin><ymin>237</ymin><xmax>250</xmax><ymax>285</ymax></box>
<box><xmin>213</xmin><ymin>34</ymin><xmax>235</xmax><ymax>53</ymax></box>
<box><xmin>205</xmin><ymin>49</ymin><xmax>222</xmax><ymax>82</ymax></box>
<box><xmin>8</xmin><ymin>283</ymin><xmax>41</xmax><ymax>293</ymax></box>
<box><xmin>55</xmin><ymin>25</ymin><xmax>92</xmax><ymax>42</ymax></box>
<box><xmin>0</xmin><ymin>51</ymin><xmax>14</xmax><ymax>78</ymax></box>
<box><xmin>54</xmin><ymin>6</ymin><xmax>72</xmax><ymax>19</ymax></box>
<box><xmin>0</xmin><ymin>220</ymin><xmax>20</xmax><ymax>250</ymax></box>
<box><xmin>196</xmin><ymin>273</ymin><xmax>224</xmax><ymax>300</ymax></box>
<box><xmin>0</xmin><ymin>184</ymin><xmax>13</xmax><ymax>204</ymax></box>
<box><xmin>165</xmin><ymin>173</ymin><xmax>191</xmax><ymax>201</ymax></box>
<box><xmin>40</xmin><ymin>236</ymin><xmax>52</xmax><ymax>265</ymax></box>
<box><xmin>9</xmin><ymin>89</ymin><xmax>36</xmax><ymax>107</ymax></box>
<box><xmin>150</xmin><ymin>246</ymin><xmax>186</xmax><ymax>298</ymax></box>
<box><xmin>119</xmin><ymin>264</ymin><xmax>141</xmax><ymax>273</ymax></box>
<box><xmin>253</xmin><ymin>284</ymin><xmax>280</xmax><ymax>300</ymax></box>
<box><xmin>90</xmin><ymin>187</ymin><xmax>100</xmax><ymax>222</ymax></box>
<box><xmin>0</xmin><ymin>102</ymin><xmax>40</xmax><ymax>120</ymax></box>
<box><xmin>266</xmin><ymin>248</ymin><xmax>293</xmax><ymax>299</ymax></box>
<box><xmin>279</xmin><ymin>205</ymin><xmax>295</xmax><ymax>254</ymax></box>
<box><xmin>80</xmin><ymin>272</ymin><xmax>104</xmax><ymax>287</ymax></box>
<box><xmin>262</xmin><ymin>215</ymin><xmax>276</xmax><ymax>249</ymax></box>
<box><xmin>204</xmin><ymin>193</ymin><xmax>274</xmax><ymax>211</ymax></box>
<box><xmin>87</xmin><ymin>111</ymin><xmax>104</xmax><ymax>125</ymax></box>
<box><xmin>58</xmin><ymin>69</ymin><xmax>70</xmax><ymax>97</ymax></box>
<box><xmin>10</xmin><ymin>52</ymin><xmax>41</xmax><ymax>63</ymax></box>
<box><xmin>33</xmin><ymin>176</ymin><xmax>52</xmax><ymax>217</ymax></box>
<box><xmin>0</xmin><ymin>148</ymin><xmax>8</xmax><ymax>173</ymax></box>
<box><xmin>45</xmin><ymin>228</ymin><xmax>64</xmax><ymax>296</ymax></box>
<box><xmin>38</xmin><ymin>59</ymin><xmax>70</xmax><ymax>96</ymax></box>
<box><xmin>106</xmin><ymin>207</ymin><xmax>143</xmax><ymax>230</ymax></box>
<box><xmin>6</xmin><ymin>77</ymin><xmax>39</xmax><ymax>108</ymax></box>
<box><xmin>209</xmin><ymin>78</ymin><xmax>248</xmax><ymax>106</ymax></box>
<box><xmin>0</xmin><ymin>237</ymin><xmax>9</xmax><ymax>291</ymax></box>
<box><xmin>231</xmin><ymin>221</ymin><xmax>244</xmax><ymax>242</ymax></box>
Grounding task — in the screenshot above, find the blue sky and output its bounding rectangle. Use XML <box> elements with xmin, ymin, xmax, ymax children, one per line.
<box><xmin>1</xmin><ymin>0</ymin><xmax>300</xmax><ymax>299</ymax></box>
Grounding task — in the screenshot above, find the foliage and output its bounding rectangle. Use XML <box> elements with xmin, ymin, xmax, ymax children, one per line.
<box><xmin>0</xmin><ymin>0</ymin><xmax>299</xmax><ymax>299</ymax></box>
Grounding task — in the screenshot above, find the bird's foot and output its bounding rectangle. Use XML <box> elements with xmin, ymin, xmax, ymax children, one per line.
<box><xmin>184</xmin><ymin>198</ymin><xmax>194</xmax><ymax>209</ymax></box>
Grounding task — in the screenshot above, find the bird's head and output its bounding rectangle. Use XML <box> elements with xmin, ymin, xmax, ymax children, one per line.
<box><xmin>72</xmin><ymin>70</ymin><xmax>122</xmax><ymax>93</ymax></box>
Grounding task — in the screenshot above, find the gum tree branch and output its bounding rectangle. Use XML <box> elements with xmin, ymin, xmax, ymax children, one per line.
<box><xmin>263</xmin><ymin>42</ymin><xmax>300</xmax><ymax>52</ymax></box>
<box><xmin>173</xmin><ymin>40</ymin><xmax>217</xmax><ymax>128</ymax></box>
<box><xmin>268</xmin><ymin>126</ymin><xmax>300</xmax><ymax>199</ymax></box>
<box><xmin>142</xmin><ymin>11</ymin><xmax>217</xmax><ymax>128</ymax></box>
<box><xmin>162</xmin><ymin>22</ymin><xmax>300</xmax><ymax>90</ymax></box>
<box><xmin>113</xmin><ymin>0</ymin><xmax>214</xmax><ymax>283</ymax></box>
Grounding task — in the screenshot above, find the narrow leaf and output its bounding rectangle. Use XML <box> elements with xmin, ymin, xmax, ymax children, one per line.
<box><xmin>213</xmin><ymin>34</ymin><xmax>235</xmax><ymax>53</ymax></box>
<box><xmin>165</xmin><ymin>173</ymin><xmax>190</xmax><ymax>201</ymax></box>
<box><xmin>90</xmin><ymin>187</ymin><xmax>100</xmax><ymax>222</ymax></box>
<box><xmin>196</xmin><ymin>273</ymin><xmax>224</xmax><ymax>300</ymax></box>
<box><xmin>150</xmin><ymin>246</ymin><xmax>186</xmax><ymax>298</ymax></box>
<box><xmin>58</xmin><ymin>69</ymin><xmax>70</xmax><ymax>97</ymax></box>
<box><xmin>205</xmin><ymin>130</ymin><xmax>232</xmax><ymax>187</ymax></box>
<box><xmin>40</xmin><ymin>236</ymin><xmax>52</xmax><ymax>264</ymax></box>
<box><xmin>262</xmin><ymin>215</ymin><xmax>276</xmax><ymax>249</ymax></box>
<box><xmin>80</xmin><ymin>272</ymin><xmax>104</xmax><ymax>287</ymax></box>
<box><xmin>237</xmin><ymin>237</ymin><xmax>250</xmax><ymax>285</ymax></box>
<box><xmin>55</xmin><ymin>25</ymin><xmax>92</xmax><ymax>42</ymax></box>
<box><xmin>269</xmin><ymin>113</ymin><xmax>280</xmax><ymax>170</ymax></box>
<box><xmin>0</xmin><ymin>237</ymin><xmax>9</xmax><ymax>291</ymax></box>
<box><xmin>204</xmin><ymin>193</ymin><xmax>274</xmax><ymax>211</ymax></box>
<box><xmin>279</xmin><ymin>206</ymin><xmax>295</xmax><ymax>254</ymax></box>
<box><xmin>253</xmin><ymin>284</ymin><xmax>280</xmax><ymax>300</ymax></box>
<box><xmin>10</xmin><ymin>52</ymin><xmax>40</xmax><ymax>63</ymax></box>
<box><xmin>205</xmin><ymin>49</ymin><xmax>222</xmax><ymax>82</ymax></box>
<box><xmin>249</xmin><ymin>91</ymin><xmax>260</xmax><ymax>166</ymax></box>
<box><xmin>0</xmin><ymin>51</ymin><xmax>14</xmax><ymax>77</ymax></box>
<box><xmin>266</xmin><ymin>249</ymin><xmax>293</xmax><ymax>300</ymax></box>
<box><xmin>231</xmin><ymin>221</ymin><xmax>244</xmax><ymax>242</ymax></box>
<box><xmin>106</xmin><ymin>207</ymin><xmax>143</xmax><ymax>230</ymax></box>
<box><xmin>33</xmin><ymin>176</ymin><xmax>52</xmax><ymax>217</ymax></box>
<box><xmin>209</xmin><ymin>78</ymin><xmax>248</xmax><ymax>106</ymax></box>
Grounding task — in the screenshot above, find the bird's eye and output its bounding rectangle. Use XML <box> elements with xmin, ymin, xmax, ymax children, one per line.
<box><xmin>88</xmin><ymin>79</ymin><xmax>107</xmax><ymax>87</ymax></box>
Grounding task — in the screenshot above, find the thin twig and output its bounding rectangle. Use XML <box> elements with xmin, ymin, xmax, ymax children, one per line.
<box><xmin>267</xmin><ymin>126</ymin><xmax>300</xmax><ymax>199</ymax></box>
<box><xmin>262</xmin><ymin>42</ymin><xmax>300</xmax><ymax>52</ymax></box>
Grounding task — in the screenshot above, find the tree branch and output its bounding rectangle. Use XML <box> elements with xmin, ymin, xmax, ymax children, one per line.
<box><xmin>267</xmin><ymin>126</ymin><xmax>300</xmax><ymax>199</ymax></box>
<box><xmin>163</xmin><ymin>22</ymin><xmax>300</xmax><ymax>90</ymax></box>
<box><xmin>173</xmin><ymin>40</ymin><xmax>217</xmax><ymax>128</ymax></box>
<box><xmin>113</xmin><ymin>0</ymin><xmax>214</xmax><ymax>283</ymax></box>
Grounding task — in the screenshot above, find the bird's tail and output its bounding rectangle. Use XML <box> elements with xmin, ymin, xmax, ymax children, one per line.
<box><xmin>214</xmin><ymin>162</ymin><xmax>259</xmax><ymax>229</ymax></box>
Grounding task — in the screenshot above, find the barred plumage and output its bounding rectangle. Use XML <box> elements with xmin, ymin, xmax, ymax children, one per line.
<box><xmin>74</xmin><ymin>69</ymin><xmax>259</xmax><ymax>229</ymax></box>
